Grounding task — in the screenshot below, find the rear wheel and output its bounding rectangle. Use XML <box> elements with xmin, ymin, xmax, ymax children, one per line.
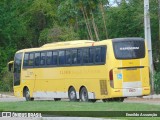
<box><xmin>68</xmin><ymin>87</ymin><xmax>77</xmax><ymax>102</ymax></box>
<box><xmin>80</xmin><ymin>87</ymin><xmax>89</xmax><ymax>102</ymax></box>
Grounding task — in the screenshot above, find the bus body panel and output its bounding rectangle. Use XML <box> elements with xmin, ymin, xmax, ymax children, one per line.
<box><xmin>12</xmin><ymin>38</ymin><xmax>150</xmax><ymax>100</ymax></box>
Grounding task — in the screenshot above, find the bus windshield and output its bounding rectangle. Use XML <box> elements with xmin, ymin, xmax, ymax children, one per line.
<box><xmin>113</xmin><ymin>38</ymin><xmax>145</xmax><ymax>59</ymax></box>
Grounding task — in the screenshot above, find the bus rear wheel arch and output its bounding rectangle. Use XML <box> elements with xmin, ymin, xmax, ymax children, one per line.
<box><xmin>23</xmin><ymin>87</ymin><xmax>34</xmax><ymax>101</ymax></box>
<box><xmin>68</xmin><ymin>86</ymin><xmax>78</xmax><ymax>102</ymax></box>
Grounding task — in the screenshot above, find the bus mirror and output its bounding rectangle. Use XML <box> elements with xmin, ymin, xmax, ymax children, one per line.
<box><xmin>8</xmin><ymin>61</ymin><xmax>14</xmax><ymax>72</ymax></box>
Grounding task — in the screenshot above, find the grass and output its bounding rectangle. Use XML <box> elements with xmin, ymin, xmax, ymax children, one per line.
<box><xmin>0</xmin><ymin>101</ymin><xmax>160</xmax><ymax>111</ymax></box>
<box><xmin>0</xmin><ymin>101</ymin><xmax>159</xmax><ymax>118</ymax></box>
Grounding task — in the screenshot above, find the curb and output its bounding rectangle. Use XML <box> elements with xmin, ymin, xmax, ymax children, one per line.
<box><xmin>0</xmin><ymin>94</ymin><xmax>15</xmax><ymax>98</ymax></box>
<box><xmin>143</xmin><ymin>94</ymin><xmax>160</xmax><ymax>99</ymax></box>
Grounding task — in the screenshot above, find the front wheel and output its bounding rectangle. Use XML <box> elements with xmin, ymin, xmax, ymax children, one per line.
<box><xmin>24</xmin><ymin>88</ymin><xmax>34</xmax><ymax>101</ymax></box>
<box><xmin>80</xmin><ymin>87</ymin><xmax>89</xmax><ymax>102</ymax></box>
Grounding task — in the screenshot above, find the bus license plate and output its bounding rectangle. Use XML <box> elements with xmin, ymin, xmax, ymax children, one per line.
<box><xmin>129</xmin><ymin>88</ymin><xmax>136</xmax><ymax>92</ymax></box>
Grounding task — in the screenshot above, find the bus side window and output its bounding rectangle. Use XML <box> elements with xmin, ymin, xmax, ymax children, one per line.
<box><xmin>59</xmin><ymin>50</ymin><xmax>65</xmax><ymax>65</ymax></box>
<box><xmin>46</xmin><ymin>51</ymin><xmax>52</xmax><ymax>65</ymax></box>
<box><xmin>72</xmin><ymin>49</ymin><xmax>77</xmax><ymax>65</ymax></box>
<box><xmin>66</xmin><ymin>49</ymin><xmax>71</xmax><ymax>65</ymax></box>
<box><xmin>35</xmin><ymin>52</ymin><xmax>40</xmax><ymax>66</ymax></box>
<box><xmin>95</xmin><ymin>47</ymin><xmax>101</xmax><ymax>63</ymax></box>
<box><xmin>23</xmin><ymin>53</ymin><xmax>29</xmax><ymax>67</ymax></box>
<box><xmin>28</xmin><ymin>53</ymin><xmax>34</xmax><ymax>66</ymax></box>
<box><xmin>101</xmin><ymin>46</ymin><xmax>106</xmax><ymax>63</ymax></box>
<box><xmin>77</xmin><ymin>49</ymin><xmax>82</xmax><ymax>64</ymax></box>
<box><xmin>40</xmin><ymin>52</ymin><xmax>46</xmax><ymax>66</ymax></box>
<box><xmin>53</xmin><ymin>51</ymin><xmax>58</xmax><ymax>65</ymax></box>
<box><xmin>83</xmin><ymin>48</ymin><xmax>89</xmax><ymax>64</ymax></box>
<box><xmin>89</xmin><ymin>47</ymin><xmax>94</xmax><ymax>63</ymax></box>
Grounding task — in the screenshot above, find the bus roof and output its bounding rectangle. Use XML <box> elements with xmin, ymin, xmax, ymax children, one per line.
<box><xmin>41</xmin><ymin>40</ymin><xmax>94</xmax><ymax>48</ymax></box>
<box><xmin>16</xmin><ymin>40</ymin><xmax>95</xmax><ymax>53</ymax></box>
<box><xmin>15</xmin><ymin>39</ymin><xmax>112</xmax><ymax>53</ymax></box>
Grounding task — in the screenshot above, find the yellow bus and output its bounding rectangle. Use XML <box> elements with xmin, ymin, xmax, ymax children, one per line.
<box><xmin>8</xmin><ymin>38</ymin><xmax>150</xmax><ymax>102</ymax></box>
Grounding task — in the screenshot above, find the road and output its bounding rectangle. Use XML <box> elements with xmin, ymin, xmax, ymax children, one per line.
<box><xmin>0</xmin><ymin>94</ymin><xmax>160</xmax><ymax>105</ymax></box>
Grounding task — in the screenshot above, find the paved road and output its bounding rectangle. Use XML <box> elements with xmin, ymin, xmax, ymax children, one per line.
<box><xmin>0</xmin><ymin>95</ymin><xmax>160</xmax><ymax>105</ymax></box>
<box><xmin>1</xmin><ymin>93</ymin><xmax>160</xmax><ymax>104</ymax></box>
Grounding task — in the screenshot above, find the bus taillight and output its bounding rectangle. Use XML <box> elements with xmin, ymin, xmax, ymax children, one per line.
<box><xmin>109</xmin><ymin>69</ymin><xmax>114</xmax><ymax>88</ymax></box>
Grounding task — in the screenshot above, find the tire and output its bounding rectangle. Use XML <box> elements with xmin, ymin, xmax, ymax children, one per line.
<box><xmin>80</xmin><ymin>87</ymin><xmax>89</xmax><ymax>102</ymax></box>
<box><xmin>24</xmin><ymin>88</ymin><xmax>33</xmax><ymax>101</ymax></box>
<box><xmin>68</xmin><ymin>87</ymin><xmax>77</xmax><ymax>102</ymax></box>
<box><xmin>54</xmin><ymin>98</ymin><xmax>61</xmax><ymax>101</ymax></box>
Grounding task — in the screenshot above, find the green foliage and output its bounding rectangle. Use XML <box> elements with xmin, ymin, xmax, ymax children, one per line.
<box><xmin>106</xmin><ymin>1</ymin><xmax>144</xmax><ymax>38</ymax></box>
<box><xmin>154</xmin><ymin>72</ymin><xmax>160</xmax><ymax>94</ymax></box>
<box><xmin>0</xmin><ymin>68</ymin><xmax>13</xmax><ymax>92</ymax></box>
<box><xmin>0</xmin><ymin>0</ymin><xmax>160</xmax><ymax>92</ymax></box>
<box><xmin>39</xmin><ymin>26</ymin><xmax>79</xmax><ymax>45</ymax></box>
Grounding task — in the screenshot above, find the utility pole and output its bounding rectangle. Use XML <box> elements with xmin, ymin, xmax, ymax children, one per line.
<box><xmin>158</xmin><ymin>0</ymin><xmax>160</xmax><ymax>41</ymax></box>
<box><xmin>144</xmin><ymin>0</ymin><xmax>154</xmax><ymax>93</ymax></box>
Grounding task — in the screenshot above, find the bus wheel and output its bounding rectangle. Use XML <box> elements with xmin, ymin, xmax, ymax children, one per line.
<box><xmin>80</xmin><ymin>87</ymin><xmax>89</xmax><ymax>102</ymax></box>
<box><xmin>54</xmin><ymin>98</ymin><xmax>61</xmax><ymax>101</ymax></box>
<box><xmin>24</xmin><ymin>88</ymin><xmax>33</xmax><ymax>101</ymax></box>
<box><xmin>68</xmin><ymin>87</ymin><xmax>77</xmax><ymax>102</ymax></box>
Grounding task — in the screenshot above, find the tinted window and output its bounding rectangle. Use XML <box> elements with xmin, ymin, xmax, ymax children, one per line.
<box><xmin>66</xmin><ymin>50</ymin><xmax>71</xmax><ymax>65</ymax></box>
<box><xmin>95</xmin><ymin>47</ymin><xmax>101</xmax><ymax>63</ymax></box>
<box><xmin>28</xmin><ymin>53</ymin><xmax>34</xmax><ymax>66</ymax></box>
<box><xmin>23</xmin><ymin>53</ymin><xmax>29</xmax><ymax>66</ymax></box>
<box><xmin>77</xmin><ymin>49</ymin><xmax>82</xmax><ymax>64</ymax></box>
<box><xmin>59</xmin><ymin>50</ymin><xmax>65</xmax><ymax>65</ymax></box>
<box><xmin>46</xmin><ymin>51</ymin><xmax>52</xmax><ymax>65</ymax></box>
<box><xmin>40</xmin><ymin>52</ymin><xmax>46</xmax><ymax>65</ymax></box>
<box><xmin>89</xmin><ymin>48</ymin><xmax>94</xmax><ymax>63</ymax></box>
<box><xmin>72</xmin><ymin>49</ymin><xmax>77</xmax><ymax>64</ymax></box>
<box><xmin>14</xmin><ymin>53</ymin><xmax>22</xmax><ymax>86</ymax></box>
<box><xmin>53</xmin><ymin>51</ymin><xmax>58</xmax><ymax>65</ymax></box>
<box><xmin>35</xmin><ymin>52</ymin><xmax>40</xmax><ymax>66</ymax></box>
<box><xmin>83</xmin><ymin>48</ymin><xmax>89</xmax><ymax>64</ymax></box>
<box><xmin>101</xmin><ymin>47</ymin><xmax>106</xmax><ymax>62</ymax></box>
<box><xmin>113</xmin><ymin>40</ymin><xmax>145</xmax><ymax>59</ymax></box>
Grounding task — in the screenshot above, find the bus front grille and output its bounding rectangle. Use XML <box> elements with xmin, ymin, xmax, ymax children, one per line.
<box><xmin>100</xmin><ymin>80</ymin><xmax>108</xmax><ymax>95</ymax></box>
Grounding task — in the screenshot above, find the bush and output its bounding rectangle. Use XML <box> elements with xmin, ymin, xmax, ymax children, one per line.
<box><xmin>154</xmin><ymin>72</ymin><xmax>160</xmax><ymax>94</ymax></box>
<box><xmin>0</xmin><ymin>68</ymin><xmax>13</xmax><ymax>92</ymax></box>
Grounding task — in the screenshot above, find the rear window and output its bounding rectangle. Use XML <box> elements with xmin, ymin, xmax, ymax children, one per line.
<box><xmin>113</xmin><ymin>38</ymin><xmax>145</xmax><ymax>59</ymax></box>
